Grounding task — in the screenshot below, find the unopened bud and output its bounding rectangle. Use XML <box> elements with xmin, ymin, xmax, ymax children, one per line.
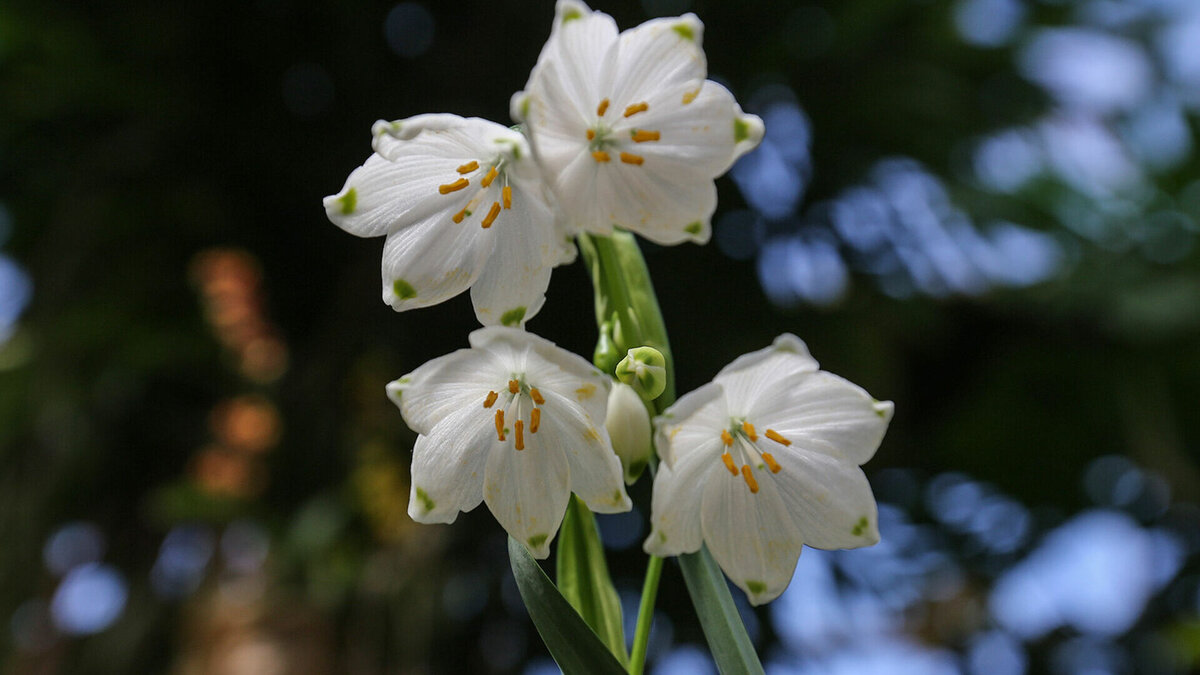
<box><xmin>615</xmin><ymin>346</ymin><xmax>667</xmax><ymax>401</ymax></box>
<box><xmin>605</xmin><ymin>382</ymin><xmax>652</xmax><ymax>484</ymax></box>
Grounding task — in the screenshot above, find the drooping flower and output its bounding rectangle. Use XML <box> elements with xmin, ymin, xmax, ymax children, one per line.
<box><xmin>324</xmin><ymin>114</ymin><xmax>575</xmax><ymax>327</ymax></box>
<box><xmin>388</xmin><ymin>326</ymin><xmax>630</xmax><ymax>557</ymax></box>
<box><xmin>644</xmin><ymin>334</ymin><xmax>893</xmax><ymax>605</ymax></box>
<box><xmin>511</xmin><ymin>0</ymin><xmax>765</xmax><ymax>245</ymax></box>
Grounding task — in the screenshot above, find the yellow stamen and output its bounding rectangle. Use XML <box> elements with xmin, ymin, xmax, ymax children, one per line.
<box><xmin>765</xmin><ymin>429</ymin><xmax>792</xmax><ymax>446</ymax></box>
<box><xmin>452</xmin><ymin>208</ymin><xmax>468</xmax><ymax>224</ymax></box>
<box><xmin>631</xmin><ymin>130</ymin><xmax>660</xmax><ymax>143</ymax></box>
<box><xmin>495</xmin><ymin>409</ymin><xmax>505</xmax><ymax>441</ymax></box>
<box><xmin>742</xmin><ymin>421</ymin><xmax>758</xmax><ymax>441</ymax></box>
<box><xmin>721</xmin><ymin>452</ymin><xmax>738</xmax><ymax>475</ymax></box>
<box><xmin>741</xmin><ymin>465</ymin><xmax>759</xmax><ymax>493</ymax></box>
<box><xmin>439</xmin><ymin>178</ymin><xmax>469</xmax><ymax>194</ymax></box>
<box><xmin>530</xmin><ymin>408</ymin><xmax>541</xmax><ymax>433</ymax></box>
<box><xmin>597</xmin><ymin>99</ymin><xmax>610</xmax><ymax>116</ymax></box>
<box><xmin>481</xmin><ymin>166</ymin><xmax>499</xmax><ymax>188</ymax></box>
<box><xmin>530</xmin><ymin>388</ymin><xmax>545</xmax><ymax>405</ymax></box>
<box><xmin>721</xmin><ymin>429</ymin><xmax>734</xmax><ymax>446</ymax></box>
<box><xmin>619</xmin><ymin>152</ymin><xmax>644</xmax><ymax>165</ymax></box>
<box><xmin>592</xmin><ymin>150</ymin><xmax>611</xmax><ymax>163</ymax></box>
<box><xmin>457</xmin><ymin>160</ymin><xmax>479</xmax><ymax>174</ymax></box>
<box><xmin>483</xmin><ymin>391</ymin><xmax>499</xmax><ymax>408</ymax></box>
<box><xmin>762</xmin><ymin>453</ymin><xmax>782</xmax><ymax>473</ymax></box>
<box><xmin>481</xmin><ymin>202</ymin><xmax>501</xmax><ymax>228</ymax></box>
<box><xmin>682</xmin><ymin>89</ymin><xmax>699</xmax><ymax>104</ymax></box>
<box><xmin>586</xmin><ymin>129</ymin><xmax>596</xmax><ymax>140</ymax></box>
<box><xmin>508</xmin><ymin>379</ymin><xmax>519</xmax><ymax>394</ymax></box>
<box><xmin>502</xmin><ymin>185</ymin><xmax>512</xmax><ymax>209</ymax></box>
<box><xmin>514</xmin><ymin>420</ymin><xmax>525</xmax><ymax>450</ymax></box>
<box><xmin>623</xmin><ymin>102</ymin><xmax>649</xmax><ymax>117</ymax></box>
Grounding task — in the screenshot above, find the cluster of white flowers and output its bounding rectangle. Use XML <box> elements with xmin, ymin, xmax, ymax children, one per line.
<box><xmin>324</xmin><ymin>0</ymin><xmax>891</xmax><ymax>606</ymax></box>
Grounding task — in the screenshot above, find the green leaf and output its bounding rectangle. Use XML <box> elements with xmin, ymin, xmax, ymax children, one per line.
<box><xmin>556</xmin><ymin>495</ymin><xmax>629</xmax><ymax>666</ymax></box>
<box><xmin>508</xmin><ymin>537</ymin><xmax>629</xmax><ymax>675</ymax></box>
<box><xmin>678</xmin><ymin>546</ymin><xmax>765</xmax><ymax>675</ymax></box>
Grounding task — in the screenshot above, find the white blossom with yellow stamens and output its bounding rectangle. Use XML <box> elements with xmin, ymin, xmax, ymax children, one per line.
<box><xmin>323</xmin><ymin>114</ymin><xmax>574</xmax><ymax>327</ymax></box>
<box><xmin>511</xmin><ymin>0</ymin><xmax>765</xmax><ymax>245</ymax></box>
<box><xmin>387</xmin><ymin>326</ymin><xmax>631</xmax><ymax>558</ymax></box>
<box><xmin>645</xmin><ymin>334</ymin><xmax>893</xmax><ymax>605</ymax></box>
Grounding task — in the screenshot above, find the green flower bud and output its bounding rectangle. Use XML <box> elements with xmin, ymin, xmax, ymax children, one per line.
<box><xmin>593</xmin><ymin>321</ymin><xmax>622</xmax><ymax>373</ymax></box>
<box><xmin>605</xmin><ymin>382</ymin><xmax>652</xmax><ymax>484</ymax></box>
<box><xmin>615</xmin><ymin>346</ymin><xmax>667</xmax><ymax>401</ymax></box>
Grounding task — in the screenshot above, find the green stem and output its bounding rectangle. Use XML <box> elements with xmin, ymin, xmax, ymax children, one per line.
<box><xmin>629</xmin><ymin>555</ymin><xmax>664</xmax><ymax>675</ymax></box>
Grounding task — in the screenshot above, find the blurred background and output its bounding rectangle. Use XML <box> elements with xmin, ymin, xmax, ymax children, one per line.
<box><xmin>2</xmin><ymin>0</ymin><xmax>1200</xmax><ymax>672</ymax></box>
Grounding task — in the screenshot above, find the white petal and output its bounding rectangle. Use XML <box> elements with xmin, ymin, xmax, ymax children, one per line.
<box><xmin>470</xmin><ymin>326</ymin><xmax>611</xmax><ymax>425</ymax></box>
<box><xmin>483</xmin><ymin>427</ymin><xmax>571</xmax><ymax>559</ymax></box>
<box><xmin>370</xmin><ymin>114</ymin><xmax>501</xmax><ymax>161</ymax></box>
<box><xmin>700</xmin><ymin>464</ymin><xmax>804</xmax><ymax>606</ymax></box>
<box><xmin>713</xmin><ymin>334</ymin><xmax>819</xmax><ymax>417</ymax></box>
<box><xmin>771</xmin><ymin>446</ymin><xmax>880</xmax><ymax>550</ymax></box>
<box><xmin>654</xmin><ymin>380</ymin><xmax>727</xmax><ymax>467</ymax></box>
<box><xmin>387</xmin><ymin>348</ymin><xmax>499</xmax><ymax>435</ymax></box>
<box><xmin>323</xmin><ymin>152</ymin><xmax>463</xmax><ymax>239</ymax></box>
<box><xmin>406</xmin><ymin>405</ymin><xmax>493</xmax><ymax>523</ymax></box>
<box><xmin>609</xmin><ymin>14</ymin><xmax>706</xmax><ymax>109</ymax></box>
<box><xmin>469</xmin><ymin>184</ymin><xmax>559</xmax><ymax>327</ymax></box>
<box><xmin>537</xmin><ymin>2</ymin><xmax>618</xmax><ymax>117</ymax></box>
<box><xmin>590</xmin><ymin>149</ymin><xmax>718</xmax><ymax>244</ymax></box>
<box><xmin>644</xmin><ymin>449</ymin><xmax>716</xmax><ymax>556</ymax></box>
<box><xmin>632</xmin><ymin>80</ymin><xmax>743</xmax><ymax>176</ymax></box>
<box><xmin>379</xmin><ymin>206</ymin><xmax>494</xmax><ymax>311</ymax></box>
<box><xmin>535</xmin><ymin>387</ymin><xmax>630</xmax><ymax>513</ymax></box>
<box><xmin>756</xmin><ymin>371</ymin><xmax>893</xmax><ymax>465</ymax></box>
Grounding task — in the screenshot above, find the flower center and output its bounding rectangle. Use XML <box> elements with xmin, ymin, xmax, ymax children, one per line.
<box><xmin>437</xmin><ymin>159</ymin><xmax>514</xmax><ymax>229</ymax></box>
<box><xmin>586</xmin><ymin>98</ymin><xmax>660</xmax><ymax>166</ymax></box>
<box><xmin>719</xmin><ymin>420</ymin><xmax>790</xmax><ymax>494</ymax></box>
<box><xmin>482</xmin><ymin>377</ymin><xmax>546</xmax><ymax>450</ymax></box>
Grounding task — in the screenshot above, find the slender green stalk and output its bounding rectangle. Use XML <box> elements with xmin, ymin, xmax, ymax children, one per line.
<box><xmin>629</xmin><ymin>554</ymin><xmax>664</xmax><ymax>675</ymax></box>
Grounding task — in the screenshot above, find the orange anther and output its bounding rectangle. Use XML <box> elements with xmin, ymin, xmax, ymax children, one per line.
<box><xmin>721</xmin><ymin>452</ymin><xmax>738</xmax><ymax>475</ymax></box>
<box><xmin>508</xmin><ymin>379</ymin><xmax>520</xmax><ymax>394</ymax></box>
<box><xmin>765</xmin><ymin>429</ymin><xmax>792</xmax><ymax>446</ymax></box>
<box><xmin>514</xmin><ymin>420</ymin><xmax>525</xmax><ymax>450</ymax></box>
<box><xmin>619</xmin><ymin>152</ymin><xmax>644</xmax><ymax>165</ymax></box>
<box><xmin>481</xmin><ymin>202</ymin><xmax>501</xmax><ymax>228</ymax></box>
<box><xmin>481</xmin><ymin>166</ymin><xmax>499</xmax><ymax>188</ymax></box>
<box><xmin>721</xmin><ymin>429</ymin><xmax>734</xmax><ymax>446</ymax></box>
<box><xmin>741</xmin><ymin>465</ymin><xmax>759</xmax><ymax>493</ymax></box>
<box><xmin>457</xmin><ymin>160</ymin><xmax>479</xmax><ymax>174</ymax></box>
<box><xmin>439</xmin><ymin>178</ymin><xmax>469</xmax><ymax>194</ymax></box>
<box><xmin>682</xmin><ymin>89</ymin><xmax>699</xmax><ymax>104</ymax></box>
<box><xmin>596</xmin><ymin>99</ymin><xmax>610</xmax><ymax>116</ymax></box>
<box><xmin>592</xmin><ymin>151</ymin><xmax>611</xmax><ymax>162</ymax></box>
<box><xmin>631</xmin><ymin>130</ymin><xmax>660</xmax><ymax>143</ymax></box>
<box><xmin>530</xmin><ymin>388</ymin><xmax>545</xmax><ymax>405</ymax></box>
<box><xmin>530</xmin><ymin>408</ymin><xmax>541</xmax><ymax>433</ymax></box>
<box><xmin>495</xmin><ymin>409</ymin><xmax>505</xmax><ymax>441</ymax></box>
<box><xmin>483</xmin><ymin>391</ymin><xmax>499</xmax><ymax>408</ymax></box>
<box><xmin>762</xmin><ymin>453</ymin><xmax>782</xmax><ymax>473</ymax></box>
<box><xmin>586</xmin><ymin>129</ymin><xmax>596</xmax><ymax>140</ymax></box>
<box><xmin>623</xmin><ymin>102</ymin><xmax>649</xmax><ymax>117</ymax></box>
<box><xmin>742</xmin><ymin>421</ymin><xmax>758</xmax><ymax>441</ymax></box>
<box><xmin>452</xmin><ymin>208</ymin><xmax>468</xmax><ymax>224</ymax></box>
<box><xmin>502</xmin><ymin>185</ymin><xmax>512</xmax><ymax>209</ymax></box>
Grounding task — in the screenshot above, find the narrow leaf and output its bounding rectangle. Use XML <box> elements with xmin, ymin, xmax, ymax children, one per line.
<box><xmin>678</xmin><ymin>546</ymin><xmax>765</xmax><ymax>675</ymax></box>
<box><xmin>508</xmin><ymin>537</ymin><xmax>629</xmax><ymax>675</ymax></box>
<box><xmin>556</xmin><ymin>495</ymin><xmax>629</xmax><ymax>666</ymax></box>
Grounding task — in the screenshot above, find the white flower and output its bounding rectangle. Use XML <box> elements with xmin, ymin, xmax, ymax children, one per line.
<box><xmin>388</xmin><ymin>326</ymin><xmax>631</xmax><ymax>557</ymax></box>
<box><xmin>644</xmin><ymin>334</ymin><xmax>893</xmax><ymax>605</ymax></box>
<box><xmin>324</xmin><ymin>114</ymin><xmax>575</xmax><ymax>327</ymax></box>
<box><xmin>511</xmin><ymin>0</ymin><xmax>765</xmax><ymax>245</ymax></box>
